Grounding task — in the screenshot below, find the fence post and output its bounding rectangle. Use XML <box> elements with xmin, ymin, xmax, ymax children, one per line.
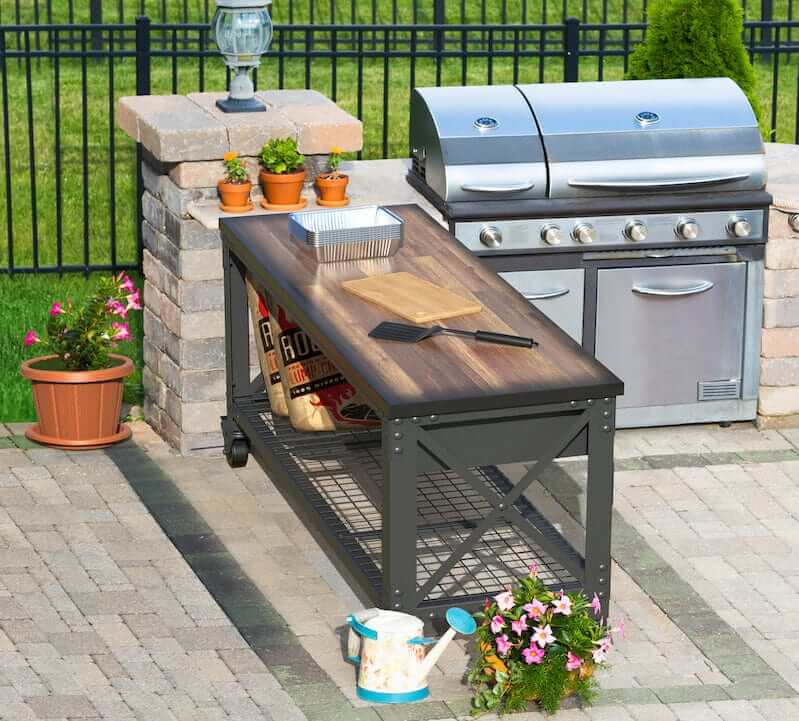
<box><xmin>564</xmin><ymin>16</ymin><xmax>579</xmax><ymax>82</ymax></box>
<box><xmin>90</xmin><ymin>0</ymin><xmax>102</xmax><ymax>52</ymax></box>
<box><xmin>433</xmin><ymin>0</ymin><xmax>445</xmax><ymax>53</ymax></box>
<box><xmin>761</xmin><ymin>0</ymin><xmax>774</xmax><ymax>58</ymax></box>
<box><xmin>135</xmin><ymin>16</ymin><xmax>151</xmax><ymax>269</ymax></box>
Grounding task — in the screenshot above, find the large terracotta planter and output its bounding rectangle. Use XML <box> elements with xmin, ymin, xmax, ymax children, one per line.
<box><xmin>217</xmin><ymin>180</ymin><xmax>252</xmax><ymax>212</ymax></box>
<box><xmin>259</xmin><ymin>167</ymin><xmax>306</xmax><ymax>206</ymax></box>
<box><xmin>20</xmin><ymin>354</ymin><xmax>133</xmax><ymax>449</ymax></box>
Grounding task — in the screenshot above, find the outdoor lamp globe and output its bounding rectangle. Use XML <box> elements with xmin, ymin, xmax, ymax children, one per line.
<box><xmin>213</xmin><ymin>0</ymin><xmax>273</xmax><ymax>112</ymax></box>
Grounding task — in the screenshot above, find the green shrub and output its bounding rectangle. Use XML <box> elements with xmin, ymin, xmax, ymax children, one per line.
<box><xmin>259</xmin><ymin>137</ymin><xmax>304</xmax><ymax>174</ymax></box>
<box><xmin>626</xmin><ymin>0</ymin><xmax>761</xmax><ymax>123</ymax></box>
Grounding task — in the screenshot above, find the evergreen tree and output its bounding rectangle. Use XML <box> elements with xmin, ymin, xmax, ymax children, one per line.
<box><xmin>627</xmin><ymin>0</ymin><xmax>761</xmax><ymax>122</ymax></box>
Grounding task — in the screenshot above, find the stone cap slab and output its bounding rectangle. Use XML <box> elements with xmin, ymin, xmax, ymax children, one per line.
<box><xmin>766</xmin><ymin>143</ymin><xmax>799</xmax><ymax>212</ymax></box>
<box><xmin>118</xmin><ymin>90</ymin><xmax>363</xmax><ymax>162</ymax></box>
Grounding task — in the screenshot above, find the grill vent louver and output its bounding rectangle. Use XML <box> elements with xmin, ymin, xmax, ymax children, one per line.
<box><xmin>698</xmin><ymin>379</ymin><xmax>741</xmax><ymax>401</ymax></box>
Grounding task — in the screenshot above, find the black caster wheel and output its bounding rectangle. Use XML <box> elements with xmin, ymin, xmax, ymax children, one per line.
<box><xmin>226</xmin><ymin>438</ymin><xmax>249</xmax><ymax>468</ymax></box>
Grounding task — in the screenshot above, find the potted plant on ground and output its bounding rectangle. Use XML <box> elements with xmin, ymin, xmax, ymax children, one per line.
<box><xmin>259</xmin><ymin>136</ymin><xmax>306</xmax><ymax>209</ymax></box>
<box><xmin>315</xmin><ymin>146</ymin><xmax>350</xmax><ymax>207</ymax></box>
<box><xmin>468</xmin><ymin>565</ymin><xmax>619</xmax><ymax>715</ymax></box>
<box><xmin>218</xmin><ymin>151</ymin><xmax>253</xmax><ymax>212</ymax></box>
<box><xmin>20</xmin><ymin>273</ymin><xmax>141</xmax><ymax>449</ymax></box>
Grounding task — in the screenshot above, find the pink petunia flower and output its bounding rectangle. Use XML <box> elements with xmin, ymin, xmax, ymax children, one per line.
<box><xmin>566</xmin><ymin>652</ymin><xmax>583</xmax><ymax>671</ymax></box>
<box><xmin>552</xmin><ymin>591</ymin><xmax>572</xmax><ymax>616</ymax></box>
<box><xmin>590</xmin><ymin>593</ymin><xmax>602</xmax><ymax>618</ymax></box>
<box><xmin>595</xmin><ymin>636</ymin><xmax>612</xmax><ymax>654</ymax></box>
<box><xmin>23</xmin><ymin>329</ymin><xmax>39</xmax><ymax>346</ymax></box>
<box><xmin>106</xmin><ymin>298</ymin><xmax>128</xmax><ymax>318</ymax></box>
<box><xmin>529</xmin><ymin>562</ymin><xmax>538</xmax><ymax>577</ymax></box>
<box><xmin>531</xmin><ymin>624</ymin><xmax>555</xmax><ymax>648</ymax></box>
<box><xmin>49</xmin><ymin>302</ymin><xmax>65</xmax><ymax>317</ymax></box>
<box><xmin>489</xmin><ymin>614</ymin><xmax>505</xmax><ymax>634</ymax></box>
<box><xmin>126</xmin><ymin>289</ymin><xmax>142</xmax><ymax>311</ymax></box>
<box><xmin>494</xmin><ymin>590</ymin><xmax>515</xmax><ymax>612</ymax></box>
<box><xmin>522</xmin><ymin>644</ymin><xmax>545</xmax><ymax>665</ymax></box>
<box><xmin>511</xmin><ymin>614</ymin><xmax>528</xmax><ymax>636</ymax></box>
<box><xmin>523</xmin><ymin>599</ymin><xmax>548</xmax><ymax>619</ymax></box>
<box><xmin>118</xmin><ymin>273</ymin><xmax>135</xmax><ymax>293</ymax></box>
<box><xmin>495</xmin><ymin>634</ymin><xmax>512</xmax><ymax>656</ymax></box>
<box><xmin>592</xmin><ymin>646</ymin><xmax>608</xmax><ymax>663</ymax></box>
<box><xmin>111</xmin><ymin>322</ymin><xmax>131</xmax><ymax>341</ymax></box>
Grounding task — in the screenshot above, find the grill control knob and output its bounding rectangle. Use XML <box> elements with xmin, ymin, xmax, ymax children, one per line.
<box><xmin>573</xmin><ymin>223</ymin><xmax>597</xmax><ymax>244</ymax></box>
<box><xmin>728</xmin><ymin>217</ymin><xmax>752</xmax><ymax>238</ymax></box>
<box><xmin>541</xmin><ymin>225</ymin><xmax>562</xmax><ymax>246</ymax></box>
<box><xmin>624</xmin><ymin>220</ymin><xmax>648</xmax><ymax>243</ymax></box>
<box><xmin>479</xmin><ymin>226</ymin><xmax>503</xmax><ymax>248</ymax></box>
<box><xmin>677</xmin><ymin>219</ymin><xmax>700</xmax><ymax>240</ymax></box>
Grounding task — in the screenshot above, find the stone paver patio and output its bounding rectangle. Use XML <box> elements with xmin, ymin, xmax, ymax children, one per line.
<box><xmin>3</xmin><ymin>420</ymin><xmax>799</xmax><ymax>720</ymax></box>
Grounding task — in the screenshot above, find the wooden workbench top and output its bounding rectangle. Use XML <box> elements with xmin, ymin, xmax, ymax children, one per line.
<box><xmin>221</xmin><ymin>204</ymin><xmax>622</xmax><ymax>418</ymax></box>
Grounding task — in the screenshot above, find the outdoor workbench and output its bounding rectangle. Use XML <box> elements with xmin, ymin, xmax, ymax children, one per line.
<box><xmin>219</xmin><ymin>204</ymin><xmax>623</xmax><ymax>622</ymax></box>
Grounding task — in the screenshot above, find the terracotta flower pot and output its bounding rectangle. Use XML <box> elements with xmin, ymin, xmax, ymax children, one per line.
<box><xmin>217</xmin><ymin>180</ymin><xmax>252</xmax><ymax>209</ymax></box>
<box><xmin>20</xmin><ymin>354</ymin><xmax>134</xmax><ymax>449</ymax></box>
<box><xmin>259</xmin><ymin>167</ymin><xmax>306</xmax><ymax>206</ymax></box>
<box><xmin>316</xmin><ymin>173</ymin><xmax>349</xmax><ymax>202</ymax></box>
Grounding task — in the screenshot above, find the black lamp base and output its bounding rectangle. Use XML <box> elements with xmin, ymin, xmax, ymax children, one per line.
<box><xmin>215</xmin><ymin>96</ymin><xmax>267</xmax><ymax>113</ymax></box>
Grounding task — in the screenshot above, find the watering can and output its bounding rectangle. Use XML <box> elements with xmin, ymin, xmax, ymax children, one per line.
<box><xmin>346</xmin><ymin>606</ymin><xmax>476</xmax><ymax>704</ymax></box>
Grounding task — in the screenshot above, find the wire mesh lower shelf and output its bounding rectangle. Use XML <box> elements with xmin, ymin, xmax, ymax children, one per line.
<box><xmin>235</xmin><ymin>393</ymin><xmax>582</xmax><ymax>609</ymax></box>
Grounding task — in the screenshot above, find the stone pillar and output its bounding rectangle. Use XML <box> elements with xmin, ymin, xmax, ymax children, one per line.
<box><xmin>759</xmin><ymin>144</ymin><xmax>799</xmax><ymax>427</ymax></box>
<box><xmin>117</xmin><ymin>90</ymin><xmax>362</xmax><ymax>454</ymax></box>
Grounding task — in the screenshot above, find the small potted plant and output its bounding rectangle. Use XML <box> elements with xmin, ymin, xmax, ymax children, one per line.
<box><xmin>259</xmin><ymin>137</ymin><xmax>306</xmax><ymax>209</ymax></box>
<box><xmin>468</xmin><ymin>565</ymin><xmax>619</xmax><ymax>715</ymax></box>
<box><xmin>218</xmin><ymin>151</ymin><xmax>253</xmax><ymax>212</ymax></box>
<box><xmin>20</xmin><ymin>273</ymin><xmax>141</xmax><ymax>449</ymax></box>
<box><xmin>315</xmin><ymin>146</ymin><xmax>350</xmax><ymax>207</ymax></box>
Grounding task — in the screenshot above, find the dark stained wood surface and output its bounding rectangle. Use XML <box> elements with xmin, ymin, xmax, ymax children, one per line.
<box><xmin>221</xmin><ymin>204</ymin><xmax>623</xmax><ymax>418</ymax></box>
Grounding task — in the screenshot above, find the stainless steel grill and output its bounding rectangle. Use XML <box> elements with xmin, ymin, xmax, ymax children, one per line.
<box><xmin>407</xmin><ymin>77</ymin><xmax>770</xmax><ymax>428</ymax></box>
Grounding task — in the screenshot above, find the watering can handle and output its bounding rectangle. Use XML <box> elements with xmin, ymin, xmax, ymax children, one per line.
<box><xmin>346</xmin><ymin>611</ymin><xmax>379</xmax><ymax>665</ymax></box>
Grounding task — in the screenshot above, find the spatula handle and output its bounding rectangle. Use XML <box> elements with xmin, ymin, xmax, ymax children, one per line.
<box><xmin>474</xmin><ymin>331</ymin><xmax>536</xmax><ymax>348</ymax></box>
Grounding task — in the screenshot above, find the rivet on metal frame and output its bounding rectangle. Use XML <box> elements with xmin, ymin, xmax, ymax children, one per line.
<box><xmin>394</xmin><ymin>588</ymin><xmax>402</xmax><ymax>596</ymax></box>
<box><xmin>599</xmin><ymin>564</ymin><xmax>606</xmax><ymax>571</ymax></box>
<box><xmin>393</xmin><ymin>432</ymin><xmax>403</xmax><ymax>440</ymax></box>
<box><xmin>790</xmin><ymin>214</ymin><xmax>799</xmax><ymax>233</ymax></box>
<box><xmin>394</xmin><ymin>603</ymin><xmax>402</xmax><ymax>609</ymax></box>
<box><xmin>429</xmin><ymin>415</ymin><xmax>438</xmax><ymax>422</ymax></box>
<box><xmin>393</xmin><ymin>447</ymin><xmax>402</xmax><ymax>454</ymax></box>
<box><xmin>411</xmin><ymin>417</ymin><xmax>420</xmax><ymax>424</ymax></box>
<box><xmin>394</xmin><ymin>418</ymin><xmax>402</xmax><ymax>425</ymax></box>
<box><xmin>429</xmin><ymin>612</ymin><xmax>435</xmax><ymax>619</ymax></box>
<box><xmin>598</xmin><ymin>591</ymin><xmax>605</xmax><ymax>598</ymax></box>
<box><xmin>603</xmin><ymin>411</ymin><xmax>610</xmax><ymax>418</ymax></box>
<box><xmin>570</xmin><ymin>400</ymin><xmax>577</xmax><ymax>406</ymax></box>
<box><xmin>498</xmin><ymin>503</ymin><xmax>506</xmax><ymax>511</ymax></box>
<box><xmin>599</xmin><ymin>577</ymin><xmax>606</xmax><ymax>584</ymax></box>
<box><xmin>602</xmin><ymin>425</ymin><xmax>610</xmax><ymax>432</ymax></box>
<box><xmin>604</xmin><ymin>397</ymin><xmax>610</xmax><ymax>403</ymax></box>
<box><xmin>587</xmin><ymin>399</ymin><xmax>594</xmax><ymax>405</ymax></box>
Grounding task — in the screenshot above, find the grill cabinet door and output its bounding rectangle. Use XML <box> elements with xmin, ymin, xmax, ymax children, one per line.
<box><xmin>594</xmin><ymin>263</ymin><xmax>746</xmax><ymax>409</ymax></box>
<box><xmin>500</xmin><ymin>269</ymin><xmax>584</xmax><ymax>343</ymax></box>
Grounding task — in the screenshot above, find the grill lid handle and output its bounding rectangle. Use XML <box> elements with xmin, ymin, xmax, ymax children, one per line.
<box><xmin>632</xmin><ymin>281</ymin><xmax>715</xmax><ymax>297</ymax></box>
<box><xmin>460</xmin><ymin>181</ymin><xmax>536</xmax><ymax>193</ymax></box>
<box><xmin>567</xmin><ymin>174</ymin><xmax>749</xmax><ymax>191</ymax></box>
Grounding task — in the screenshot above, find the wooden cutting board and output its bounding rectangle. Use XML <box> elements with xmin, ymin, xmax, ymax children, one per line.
<box><xmin>342</xmin><ymin>271</ymin><xmax>482</xmax><ymax>323</ymax></box>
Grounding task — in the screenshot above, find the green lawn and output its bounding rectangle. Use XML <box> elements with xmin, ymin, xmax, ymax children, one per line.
<box><xmin>0</xmin><ymin>1</ymin><xmax>798</xmax><ymax>420</ymax></box>
<box><xmin>0</xmin><ymin>272</ymin><xmax>143</xmax><ymax>422</ymax></box>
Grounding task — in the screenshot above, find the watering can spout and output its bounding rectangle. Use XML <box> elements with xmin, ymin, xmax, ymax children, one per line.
<box><xmin>417</xmin><ymin>608</ymin><xmax>476</xmax><ymax>683</ymax></box>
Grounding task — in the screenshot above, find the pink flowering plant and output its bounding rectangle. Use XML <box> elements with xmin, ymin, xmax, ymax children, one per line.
<box><xmin>468</xmin><ymin>565</ymin><xmax>618</xmax><ymax>714</ymax></box>
<box><xmin>23</xmin><ymin>273</ymin><xmax>140</xmax><ymax>371</ymax></box>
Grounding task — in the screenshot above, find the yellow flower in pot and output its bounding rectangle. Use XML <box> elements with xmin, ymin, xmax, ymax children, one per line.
<box><xmin>218</xmin><ymin>151</ymin><xmax>253</xmax><ymax>213</ymax></box>
<box><xmin>258</xmin><ymin>137</ymin><xmax>306</xmax><ymax>209</ymax></box>
<box><xmin>316</xmin><ymin>146</ymin><xmax>350</xmax><ymax>207</ymax></box>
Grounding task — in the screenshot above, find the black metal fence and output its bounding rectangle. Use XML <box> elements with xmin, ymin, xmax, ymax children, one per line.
<box><xmin>1</xmin><ymin>17</ymin><xmax>799</xmax><ymax>275</ymax></box>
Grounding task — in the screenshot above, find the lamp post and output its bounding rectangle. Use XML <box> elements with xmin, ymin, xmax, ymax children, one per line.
<box><xmin>212</xmin><ymin>0</ymin><xmax>273</xmax><ymax>113</ymax></box>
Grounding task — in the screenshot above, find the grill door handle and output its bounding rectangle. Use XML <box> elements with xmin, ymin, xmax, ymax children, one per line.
<box><xmin>523</xmin><ymin>288</ymin><xmax>570</xmax><ymax>300</ymax></box>
<box><xmin>460</xmin><ymin>181</ymin><xmax>535</xmax><ymax>193</ymax></box>
<box><xmin>632</xmin><ymin>280</ymin><xmax>715</xmax><ymax>297</ymax></box>
<box><xmin>568</xmin><ymin>174</ymin><xmax>749</xmax><ymax>190</ymax></box>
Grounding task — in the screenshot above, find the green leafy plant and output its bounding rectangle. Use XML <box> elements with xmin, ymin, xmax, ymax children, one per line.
<box><xmin>626</xmin><ymin>0</ymin><xmax>762</xmax><ymax>123</ymax></box>
<box><xmin>259</xmin><ymin>137</ymin><xmax>304</xmax><ymax>174</ymax></box>
<box><xmin>222</xmin><ymin>151</ymin><xmax>249</xmax><ymax>184</ymax></box>
<box><xmin>325</xmin><ymin>146</ymin><xmax>344</xmax><ymax>179</ymax></box>
<box><xmin>22</xmin><ymin>274</ymin><xmax>141</xmax><ymax>371</ymax></box>
<box><xmin>468</xmin><ymin>566</ymin><xmax>619</xmax><ymax>715</ymax></box>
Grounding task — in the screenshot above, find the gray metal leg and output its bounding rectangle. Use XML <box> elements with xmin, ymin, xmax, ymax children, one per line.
<box><xmin>223</xmin><ymin>246</ymin><xmax>251</xmax><ymax>412</ymax></box>
<box><xmin>381</xmin><ymin>419</ymin><xmax>418</xmax><ymax>613</ymax></box>
<box><xmin>583</xmin><ymin>398</ymin><xmax>616</xmax><ymax>620</ymax></box>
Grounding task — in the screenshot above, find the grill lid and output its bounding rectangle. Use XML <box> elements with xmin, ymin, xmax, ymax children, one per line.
<box><xmin>517</xmin><ymin>78</ymin><xmax>765</xmax><ymax>198</ymax></box>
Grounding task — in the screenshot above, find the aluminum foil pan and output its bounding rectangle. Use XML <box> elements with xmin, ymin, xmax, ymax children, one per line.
<box><xmin>288</xmin><ymin>206</ymin><xmax>404</xmax><ymax>262</ymax></box>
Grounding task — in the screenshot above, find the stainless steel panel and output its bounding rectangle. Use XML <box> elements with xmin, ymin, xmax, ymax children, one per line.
<box><xmin>742</xmin><ymin>259</ymin><xmax>764</xmax><ymax>400</ymax></box>
<box><xmin>595</xmin><ymin>263</ymin><xmax>746</xmax><ymax>409</ymax></box>
<box><xmin>616</xmin><ymin>399</ymin><xmax>757</xmax><ymax>428</ymax></box>
<box><xmin>499</xmin><ymin>269</ymin><xmax>584</xmax><ymax>343</ymax></box>
<box><xmin>454</xmin><ymin>210</ymin><xmax>765</xmax><ymax>254</ymax></box>
<box><xmin>445</xmin><ymin>163</ymin><xmax>548</xmax><ymax>203</ymax></box>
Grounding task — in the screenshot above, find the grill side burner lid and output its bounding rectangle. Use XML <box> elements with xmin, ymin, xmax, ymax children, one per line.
<box><xmin>410</xmin><ymin>85</ymin><xmax>547</xmax><ymax>203</ymax></box>
<box><xmin>517</xmin><ymin>77</ymin><xmax>766</xmax><ymax>199</ymax></box>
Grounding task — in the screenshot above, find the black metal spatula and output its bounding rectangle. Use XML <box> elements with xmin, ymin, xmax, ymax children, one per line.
<box><xmin>369</xmin><ymin>321</ymin><xmax>537</xmax><ymax>348</ymax></box>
